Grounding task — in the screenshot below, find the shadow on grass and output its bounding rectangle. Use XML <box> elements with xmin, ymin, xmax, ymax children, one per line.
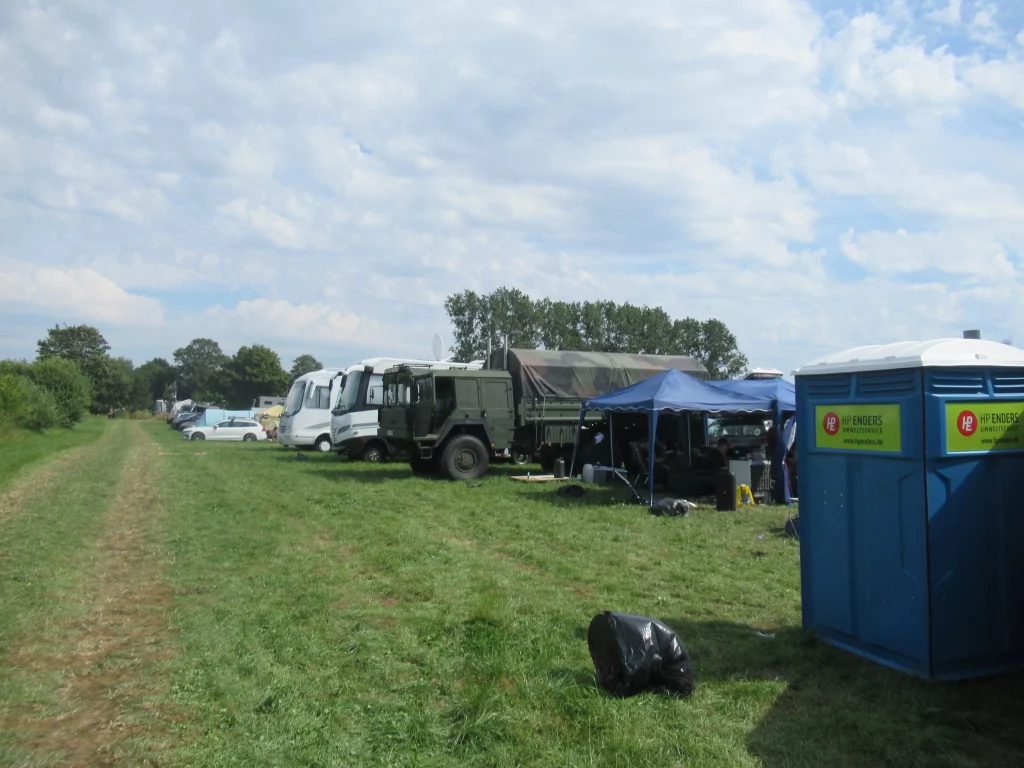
<box><xmin>643</xmin><ymin>617</ymin><xmax>1024</xmax><ymax>768</ymax></box>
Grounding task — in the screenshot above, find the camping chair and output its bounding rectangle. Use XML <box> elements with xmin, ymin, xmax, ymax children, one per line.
<box><xmin>627</xmin><ymin>441</ymin><xmax>651</xmax><ymax>491</ymax></box>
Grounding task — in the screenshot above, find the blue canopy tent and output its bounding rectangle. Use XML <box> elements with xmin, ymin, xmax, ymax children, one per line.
<box><xmin>569</xmin><ymin>369</ymin><xmax>775</xmax><ymax>505</ymax></box>
<box><xmin>708</xmin><ymin>379</ymin><xmax>796</xmax><ymax>503</ymax></box>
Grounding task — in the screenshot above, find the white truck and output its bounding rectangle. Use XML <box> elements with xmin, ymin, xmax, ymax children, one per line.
<box><xmin>330</xmin><ymin>357</ymin><xmax>483</xmax><ymax>461</ymax></box>
<box><xmin>277</xmin><ymin>369</ymin><xmax>345</xmax><ymax>451</ymax></box>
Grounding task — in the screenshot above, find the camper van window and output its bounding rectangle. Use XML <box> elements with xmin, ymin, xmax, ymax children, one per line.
<box><xmin>335</xmin><ymin>370</ymin><xmax>363</xmax><ymax>414</ymax></box>
<box><xmin>367</xmin><ymin>374</ymin><xmax>384</xmax><ymax>406</ymax></box>
<box><xmin>305</xmin><ymin>385</ymin><xmax>330</xmax><ymax>410</ymax></box>
<box><xmin>284</xmin><ymin>380</ymin><xmax>307</xmax><ymax>415</ymax></box>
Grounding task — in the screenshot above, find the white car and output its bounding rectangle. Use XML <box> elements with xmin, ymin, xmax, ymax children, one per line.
<box><xmin>183</xmin><ymin>418</ymin><xmax>268</xmax><ymax>442</ymax></box>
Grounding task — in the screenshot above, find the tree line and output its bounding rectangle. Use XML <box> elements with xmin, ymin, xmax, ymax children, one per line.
<box><xmin>444</xmin><ymin>287</ymin><xmax>749</xmax><ymax>379</ymax></box>
<box><xmin>0</xmin><ymin>324</ymin><xmax>325</xmax><ymax>433</ymax></box>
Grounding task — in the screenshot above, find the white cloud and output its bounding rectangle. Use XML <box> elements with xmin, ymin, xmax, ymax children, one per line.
<box><xmin>965</xmin><ymin>58</ymin><xmax>1024</xmax><ymax>111</ymax></box>
<box><xmin>34</xmin><ymin>105</ymin><xmax>91</xmax><ymax>133</ymax></box>
<box><xmin>0</xmin><ymin>264</ymin><xmax>164</xmax><ymax>326</ymax></box>
<box><xmin>839</xmin><ymin>228</ymin><xmax>1016</xmax><ymax>279</ymax></box>
<box><xmin>156</xmin><ymin>171</ymin><xmax>181</xmax><ymax>187</ymax></box>
<box><xmin>929</xmin><ymin>0</ymin><xmax>962</xmax><ymax>25</ymax></box>
<box><xmin>968</xmin><ymin>5</ymin><xmax>1004</xmax><ymax>46</ymax></box>
<box><xmin>199</xmin><ymin>298</ymin><xmax>403</xmax><ymax>350</ymax></box>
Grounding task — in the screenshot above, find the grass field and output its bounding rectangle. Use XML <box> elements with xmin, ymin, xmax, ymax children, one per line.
<box><xmin>0</xmin><ymin>420</ymin><xmax>1022</xmax><ymax>767</ymax></box>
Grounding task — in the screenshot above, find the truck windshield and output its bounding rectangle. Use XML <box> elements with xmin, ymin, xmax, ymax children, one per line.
<box><xmin>332</xmin><ymin>371</ymin><xmax>363</xmax><ymax>415</ymax></box>
<box><xmin>284</xmin><ymin>380</ymin><xmax>307</xmax><ymax>416</ymax></box>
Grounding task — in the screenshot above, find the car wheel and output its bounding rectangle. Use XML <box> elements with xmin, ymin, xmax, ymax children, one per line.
<box><xmin>511</xmin><ymin>451</ymin><xmax>531</xmax><ymax>466</ymax></box>
<box><xmin>314</xmin><ymin>435</ymin><xmax>333</xmax><ymax>452</ymax></box>
<box><xmin>191</xmin><ymin>433</ymin><xmax>205</xmax><ymax>441</ymax></box>
<box><xmin>361</xmin><ymin>442</ymin><xmax>385</xmax><ymax>463</ymax></box>
<box><xmin>243</xmin><ymin>433</ymin><xmax>257</xmax><ymax>442</ymax></box>
<box><xmin>440</xmin><ymin>434</ymin><xmax>488</xmax><ymax>481</ymax></box>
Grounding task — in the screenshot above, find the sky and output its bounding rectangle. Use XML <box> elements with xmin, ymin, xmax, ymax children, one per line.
<box><xmin>1</xmin><ymin>0</ymin><xmax>1023</xmax><ymax>375</ymax></box>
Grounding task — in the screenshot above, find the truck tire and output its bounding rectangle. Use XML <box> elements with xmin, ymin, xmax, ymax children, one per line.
<box><xmin>440</xmin><ymin>435</ymin><xmax>489</xmax><ymax>481</ymax></box>
<box><xmin>360</xmin><ymin>442</ymin><xmax>386</xmax><ymax>463</ymax></box>
<box><xmin>409</xmin><ymin>455</ymin><xmax>434</xmax><ymax>474</ymax></box>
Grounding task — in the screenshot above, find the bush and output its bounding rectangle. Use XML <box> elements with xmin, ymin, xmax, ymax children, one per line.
<box><xmin>0</xmin><ymin>374</ymin><xmax>60</xmax><ymax>431</ymax></box>
<box><xmin>27</xmin><ymin>358</ymin><xmax>91</xmax><ymax>427</ymax></box>
<box><xmin>0</xmin><ymin>374</ymin><xmax>25</xmax><ymax>435</ymax></box>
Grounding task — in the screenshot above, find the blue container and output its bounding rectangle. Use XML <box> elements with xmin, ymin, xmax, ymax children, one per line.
<box><xmin>795</xmin><ymin>339</ymin><xmax>1024</xmax><ymax>680</ymax></box>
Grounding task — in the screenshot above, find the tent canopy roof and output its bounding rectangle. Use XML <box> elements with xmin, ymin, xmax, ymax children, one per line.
<box><xmin>581</xmin><ymin>369</ymin><xmax>775</xmax><ymax>414</ymax></box>
<box><xmin>708</xmin><ymin>378</ymin><xmax>795</xmax><ymax>412</ymax></box>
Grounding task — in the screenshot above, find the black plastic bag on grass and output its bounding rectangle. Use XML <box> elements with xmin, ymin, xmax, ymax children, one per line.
<box><xmin>587</xmin><ymin>611</ymin><xmax>695</xmax><ymax>697</ymax></box>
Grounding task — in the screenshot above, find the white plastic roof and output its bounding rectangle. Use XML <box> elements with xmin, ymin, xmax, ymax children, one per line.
<box><xmin>794</xmin><ymin>339</ymin><xmax>1024</xmax><ymax>376</ymax></box>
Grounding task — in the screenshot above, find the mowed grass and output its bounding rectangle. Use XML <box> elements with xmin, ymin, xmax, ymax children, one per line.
<box><xmin>1</xmin><ymin>420</ymin><xmax>1023</xmax><ymax>766</ymax></box>
<box><xmin>0</xmin><ymin>416</ymin><xmax>106</xmax><ymax>492</ymax></box>
<box><xmin>147</xmin><ymin>425</ymin><xmax>1024</xmax><ymax>767</ymax></box>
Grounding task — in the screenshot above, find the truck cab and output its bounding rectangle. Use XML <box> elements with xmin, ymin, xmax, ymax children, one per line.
<box><xmin>380</xmin><ymin>366</ymin><xmax>515</xmax><ymax>480</ymax></box>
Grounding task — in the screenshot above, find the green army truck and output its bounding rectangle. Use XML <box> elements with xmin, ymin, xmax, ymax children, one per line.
<box><xmin>378</xmin><ymin>349</ymin><xmax>708</xmax><ymax>480</ymax></box>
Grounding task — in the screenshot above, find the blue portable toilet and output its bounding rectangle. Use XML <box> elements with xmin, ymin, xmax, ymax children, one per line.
<box><xmin>794</xmin><ymin>339</ymin><xmax>1024</xmax><ymax>680</ymax></box>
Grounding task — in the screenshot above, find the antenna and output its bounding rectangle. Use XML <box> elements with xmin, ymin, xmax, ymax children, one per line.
<box><xmin>432</xmin><ymin>333</ymin><xmax>445</xmax><ymax>362</ymax></box>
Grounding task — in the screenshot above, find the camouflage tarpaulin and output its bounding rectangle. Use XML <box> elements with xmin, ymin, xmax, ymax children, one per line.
<box><xmin>489</xmin><ymin>349</ymin><xmax>709</xmax><ymax>401</ymax></box>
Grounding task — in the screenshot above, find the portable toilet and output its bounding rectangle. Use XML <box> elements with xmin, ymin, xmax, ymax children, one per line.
<box><xmin>794</xmin><ymin>339</ymin><xmax>1024</xmax><ymax>680</ymax></box>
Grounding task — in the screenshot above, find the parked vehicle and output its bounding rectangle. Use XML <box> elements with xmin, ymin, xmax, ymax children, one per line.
<box><xmin>277</xmin><ymin>369</ymin><xmax>345</xmax><ymax>452</ymax></box>
<box><xmin>707</xmin><ymin>414</ymin><xmax>771</xmax><ymax>459</ymax></box>
<box><xmin>167</xmin><ymin>400</ymin><xmax>196</xmax><ymax>423</ymax></box>
<box><xmin>183</xmin><ymin>418</ymin><xmax>267</xmax><ymax>442</ymax></box>
<box><xmin>329</xmin><ymin>358</ymin><xmax>485</xmax><ymax>462</ymax></box>
<box><xmin>378</xmin><ymin>349</ymin><xmax>708</xmax><ymax>480</ymax></box>
<box><xmin>172</xmin><ymin>411</ymin><xmax>204</xmax><ymax>430</ymax></box>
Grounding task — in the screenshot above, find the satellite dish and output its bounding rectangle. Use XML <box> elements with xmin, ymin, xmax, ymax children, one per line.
<box><xmin>432</xmin><ymin>333</ymin><xmax>445</xmax><ymax>362</ymax></box>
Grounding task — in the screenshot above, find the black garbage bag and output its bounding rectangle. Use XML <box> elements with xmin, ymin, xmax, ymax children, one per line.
<box><xmin>587</xmin><ymin>611</ymin><xmax>695</xmax><ymax>697</ymax></box>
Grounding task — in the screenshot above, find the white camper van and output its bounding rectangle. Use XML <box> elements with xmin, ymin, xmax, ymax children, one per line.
<box><xmin>277</xmin><ymin>369</ymin><xmax>345</xmax><ymax>451</ymax></box>
<box><xmin>330</xmin><ymin>358</ymin><xmax>484</xmax><ymax>461</ymax></box>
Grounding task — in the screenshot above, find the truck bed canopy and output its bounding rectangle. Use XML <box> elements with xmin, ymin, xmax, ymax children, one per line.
<box><xmin>490</xmin><ymin>349</ymin><xmax>709</xmax><ymax>401</ymax></box>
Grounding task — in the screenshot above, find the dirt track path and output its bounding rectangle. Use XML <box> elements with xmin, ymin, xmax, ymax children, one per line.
<box><xmin>4</xmin><ymin>422</ymin><xmax>179</xmax><ymax>766</ymax></box>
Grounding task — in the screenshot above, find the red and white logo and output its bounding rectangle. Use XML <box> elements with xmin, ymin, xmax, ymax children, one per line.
<box><xmin>822</xmin><ymin>412</ymin><xmax>841</xmax><ymax>436</ymax></box>
<box><xmin>957</xmin><ymin>410</ymin><xmax>978</xmax><ymax>437</ymax></box>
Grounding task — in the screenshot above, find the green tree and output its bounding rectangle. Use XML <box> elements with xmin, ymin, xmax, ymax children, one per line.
<box><xmin>35</xmin><ymin>324</ymin><xmax>110</xmax><ymax>385</ymax></box>
<box><xmin>173</xmin><ymin>338</ymin><xmax>228</xmax><ymax>401</ymax></box>
<box><xmin>535</xmin><ymin>299</ymin><xmax>584</xmax><ymax>351</ymax></box>
<box><xmin>444</xmin><ymin>287</ymin><xmax>749</xmax><ymax>377</ymax></box>
<box><xmin>672</xmin><ymin>318</ymin><xmax>748</xmax><ymax>379</ymax></box>
<box><xmin>93</xmin><ymin>357</ymin><xmax>149</xmax><ymax>411</ymax></box>
<box><xmin>445</xmin><ymin>287</ymin><xmax>539</xmax><ymax>361</ymax></box>
<box><xmin>226</xmin><ymin>345</ymin><xmax>289</xmax><ymax>409</ymax></box>
<box><xmin>135</xmin><ymin>357</ymin><xmax>177</xmax><ymax>402</ymax></box>
<box><xmin>289</xmin><ymin>354</ymin><xmax>323</xmax><ymax>384</ymax></box>
<box><xmin>28</xmin><ymin>357</ymin><xmax>92</xmax><ymax>425</ymax></box>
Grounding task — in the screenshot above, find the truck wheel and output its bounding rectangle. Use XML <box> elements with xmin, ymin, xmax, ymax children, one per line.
<box><xmin>361</xmin><ymin>442</ymin><xmax>385</xmax><ymax>463</ymax></box>
<box><xmin>511</xmin><ymin>451</ymin><xmax>531</xmax><ymax>466</ymax></box>
<box><xmin>314</xmin><ymin>435</ymin><xmax>333</xmax><ymax>453</ymax></box>
<box><xmin>409</xmin><ymin>455</ymin><xmax>434</xmax><ymax>474</ymax></box>
<box><xmin>440</xmin><ymin>435</ymin><xmax>488</xmax><ymax>481</ymax></box>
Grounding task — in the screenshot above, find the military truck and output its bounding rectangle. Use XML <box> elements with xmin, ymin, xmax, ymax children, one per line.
<box><xmin>378</xmin><ymin>349</ymin><xmax>708</xmax><ymax>480</ymax></box>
